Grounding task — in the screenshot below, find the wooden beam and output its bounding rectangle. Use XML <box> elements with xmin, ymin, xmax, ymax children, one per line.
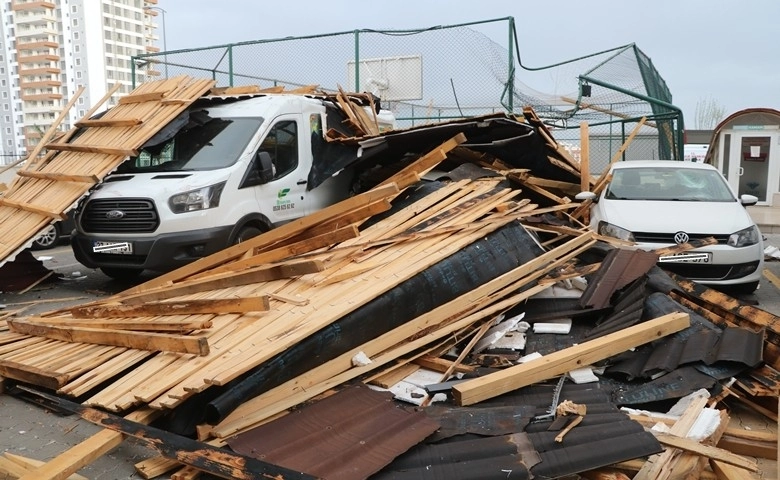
<box><xmin>16</xmin><ymin>407</ymin><xmax>159</xmax><ymax>480</ymax></box>
<box><xmin>43</xmin><ymin>142</ymin><xmax>137</xmax><ymax>157</ymax></box>
<box><xmin>6</xmin><ymin>319</ymin><xmax>209</xmax><ymax>356</ymax></box>
<box><xmin>0</xmin><ymin>196</ymin><xmax>63</xmax><ymax>219</ymax></box>
<box><xmin>120</xmin><ymin>182</ymin><xmax>399</xmax><ymax>294</ymax></box>
<box><xmin>580</xmin><ymin>121</ymin><xmax>590</xmax><ymax>191</ymax></box>
<box><xmin>69</xmin><ymin>296</ymin><xmax>270</xmax><ymax>318</ymax></box>
<box><xmin>74</xmin><ymin>118</ymin><xmax>143</xmax><ymax>128</ymax></box>
<box><xmin>378</xmin><ymin>133</ymin><xmax>467</xmax><ymax>189</ymax></box>
<box><xmin>652</xmin><ymin>432</ymin><xmax>758</xmax><ymax>472</ymax></box>
<box><xmin>27</xmin><ymin>318</ymin><xmax>213</xmax><ymax>333</ymax></box>
<box><xmin>15</xmin><ymin>170</ymin><xmax>100</xmax><ymax>183</ymax></box>
<box><xmin>117</xmin><ymin>91</ymin><xmax>165</xmax><ymax>104</ymax></box>
<box><xmin>452</xmin><ymin>312</ymin><xmax>690</xmax><ymax>406</ymax></box>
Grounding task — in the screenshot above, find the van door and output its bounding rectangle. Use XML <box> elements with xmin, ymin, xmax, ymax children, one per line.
<box><xmin>253</xmin><ymin>115</ymin><xmax>311</xmax><ymax>222</ymax></box>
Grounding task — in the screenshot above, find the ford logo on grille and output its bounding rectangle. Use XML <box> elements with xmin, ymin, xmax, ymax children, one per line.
<box><xmin>106</xmin><ymin>210</ymin><xmax>125</xmax><ymax>220</ymax></box>
<box><xmin>674</xmin><ymin>231</ymin><xmax>690</xmax><ymax>244</ymax></box>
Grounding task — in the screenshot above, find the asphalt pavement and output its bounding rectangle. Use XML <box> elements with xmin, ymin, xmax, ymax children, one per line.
<box><xmin>0</xmin><ymin>236</ymin><xmax>779</xmax><ymax>479</ymax></box>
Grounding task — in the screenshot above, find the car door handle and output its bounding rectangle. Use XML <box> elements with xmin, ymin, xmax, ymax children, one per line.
<box><xmin>738</xmin><ymin>167</ymin><xmax>744</xmax><ymax>176</ymax></box>
<box><xmin>297</xmin><ymin>180</ymin><xmax>307</xmax><ymax>185</ymax></box>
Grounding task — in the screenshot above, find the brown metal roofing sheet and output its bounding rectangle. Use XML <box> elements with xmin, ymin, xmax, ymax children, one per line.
<box><xmin>226</xmin><ymin>384</ymin><xmax>440</xmax><ymax>480</ymax></box>
<box><xmin>579</xmin><ymin>248</ymin><xmax>658</xmax><ymax>310</ymax></box>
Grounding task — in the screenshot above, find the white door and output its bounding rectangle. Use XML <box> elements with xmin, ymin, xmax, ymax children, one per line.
<box><xmin>724</xmin><ymin>127</ymin><xmax>780</xmax><ymax>205</ymax></box>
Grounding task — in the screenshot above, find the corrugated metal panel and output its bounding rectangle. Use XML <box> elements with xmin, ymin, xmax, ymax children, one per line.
<box><xmin>227</xmin><ymin>384</ymin><xmax>440</xmax><ymax>480</ymax></box>
<box><xmin>580</xmin><ymin>248</ymin><xmax>658</xmax><ymax>309</ymax></box>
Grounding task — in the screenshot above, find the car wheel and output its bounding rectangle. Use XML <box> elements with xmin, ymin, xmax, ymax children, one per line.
<box><xmin>233</xmin><ymin>225</ymin><xmax>264</xmax><ymax>245</ymax></box>
<box><xmin>100</xmin><ymin>267</ymin><xmax>144</xmax><ymax>281</ymax></box>
<box><xmin>726</xmin><ymin>281</ymin><xmax>760</xmax><ymax>295</ymax></box>
<box><xmin>32</xmin><ymin>225</ymin><xmax>59</xmax><ymax>250</ymax></box>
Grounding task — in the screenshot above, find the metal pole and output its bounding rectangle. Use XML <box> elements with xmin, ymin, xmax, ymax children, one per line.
<box><xmin>146</xmin><ymin>7</ymin><xmax>168</xmax><ymax>78</ymax></box>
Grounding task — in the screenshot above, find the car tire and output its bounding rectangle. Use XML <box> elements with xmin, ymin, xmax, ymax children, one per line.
<box><xmin>100</xmin><ymin>267</ymin><xmax>143</xmax><ymax>281</ymax></box>
<box><xmin>32</xmin><ymin>224</ymin><xmax>60</xmax><ymax>250</ymax></box>
<box><xmin>233</xmin><ymin>225</ymin><xmax>264</xmax><ymax>245</ymax></box>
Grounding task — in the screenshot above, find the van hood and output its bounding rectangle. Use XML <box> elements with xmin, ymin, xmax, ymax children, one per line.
<box><xmin>598</xmin><ymin>199</ymin><xmax>753</xmax><ymax>234</ymax></box>
<box><xmin>90</xmin><ymin>171</ymin><xmax>228</xmax><ymax>199</ymax></box>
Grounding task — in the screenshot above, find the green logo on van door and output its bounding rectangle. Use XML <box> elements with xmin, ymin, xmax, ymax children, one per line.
<box><xmin>277</xmin><ymin>188</ymin><xmax>290</xmax><ymax>199</ymax></box>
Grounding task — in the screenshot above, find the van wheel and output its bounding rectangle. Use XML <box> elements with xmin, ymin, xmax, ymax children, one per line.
<box><xmin>100</xmin><ymin>267</ymin><xmax>143</xmax><ymax>281</ymax></box>
<box><xmin>233</xmin><ymin>226</ymin><xmax>264</xmax><ymax>244</ymax></box>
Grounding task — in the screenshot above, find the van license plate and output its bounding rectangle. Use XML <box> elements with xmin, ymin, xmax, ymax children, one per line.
<box><xmin>659</xmin><ymin>252</ymin><xmax>712</xmax><ymax>264</ymax></box>
<box><xmin>93</xmin><ymin>241</ymin><xmax>133</xmax><ymax>255</ymax></box>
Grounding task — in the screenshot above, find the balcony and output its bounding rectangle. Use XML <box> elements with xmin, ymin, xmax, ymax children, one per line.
<box><xmin>19</xmin><ymin>79</ymin><xmax>60</xmax><ymax>89</ymax></box>
<box><xmin>21</xmin><ymin>92</ymin><xmax>62</xmax><ymax>101</ymax></box>
<box><xmin>19</xmin><ymin>67</ymin><xmax>60</xmax><ymax>75</ymax></box>
<box><xmin>11</xmin><ymin>1</ymin><xmax>56</xmax><ymax>11</ymax></box>
<box><xmin>16</xmin><ymin>40</ymin><xmax>58</xmax><ymax>50</ymax></box>
<box><xmin>17</xmin><ymin>53</ymin><xmax>60</xmax><ymax>63</ymax></box>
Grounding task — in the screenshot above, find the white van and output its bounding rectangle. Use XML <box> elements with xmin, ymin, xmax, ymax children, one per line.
<box><xmin>72</xmin><ymin>94</ymin><xmax>393</xmax><ymax>279</ymax></box>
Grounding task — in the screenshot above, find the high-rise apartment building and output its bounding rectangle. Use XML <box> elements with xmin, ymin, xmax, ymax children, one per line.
<box><xmin>0</xmin><ymin>0</ymin><xmax>162</xmax><ymax>165</ymax></box>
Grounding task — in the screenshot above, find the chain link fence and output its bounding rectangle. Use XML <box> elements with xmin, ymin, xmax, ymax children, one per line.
<box><xmin>133</xmin><ymin>17</ymin><xmax>683</xmax><ymax>171</ymax></box>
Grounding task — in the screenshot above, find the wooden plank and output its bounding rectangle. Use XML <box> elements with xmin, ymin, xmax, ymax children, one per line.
<box><xmin>74</xmin><ymin>118</ymin><xmax>143</xmax><ymax>128</ymax></box>
<box><xmin>378</xmin><ymin>133</ymin><xmax>466</xmax><ymax>189</ymax></box>
<box><xmin>7</xmin><ymin>319</ymin><xmax>209</xmax><ymax>356</ymax></box>
<box><xmin>15</xmin><ymin>170</ymin><xmax>100</xmax><ymax>184</ymax></box>
<box><xmin>31</xmin><ymin>318</ymin><xmax>213</xmax><ymax>333</ymax></box>
<box><xmin>653</xmin><ymin>432</ymin><xmax>758</xmax><ymax>472</ymax></box>
<box><xmin>118</xmin><ymin>259</ymin><xmax>324</xmax><ymax>305</ymax></box>
<box><xmin>451</xmin><ymin>312</ymin><xmax>690</xmax><ymax>406</ymax></box>
<box><xmin>763</xmin><ymin>268</ymin><xmax>780</xmax><ymax>291</ymax></box>
<box><xmin>580</xmin><ymin>121</ymin><xmax>590</xmax><ymax>191</ymax></box>
<box><xmin>17</xmin><ymin>408</ymin><xmax>159</xmax><ymax>480</ymax></box>
<box><xmin>117</xmin><ymin>91</ymin><xmax>166</xmax><ymax>104</ymax></box>
<box><xmin>709</xmin><ymin>460</ymin><xmax>756</xmax><ymax>480</ymax></box>
<box><xmin>115</xmin><ymin>182</ymin><xmax>400</xmax><ymax>294</ymax></box>
<box><xmin>1</xmin><ymin>453</ymin><xmax>88</xmax><ymax>480</ymax></box>
<box><xmin>0</xmin><ymin>360</ymin><xmax>70</xmax><ymax>389</ymax></box>
<box><xmin>0</xmin><ymin>196</ymin><xmax>64</xmax><ymax>218</ymax></box>
<box><xmin>43</xmin><ymin>142</ymin><xmax>137</xmax><ymax>157</ymax></box>
<box><xmin>69</xmin><ymin>296</ymin><xmax>270</xmax><ymax>318</ymax></box>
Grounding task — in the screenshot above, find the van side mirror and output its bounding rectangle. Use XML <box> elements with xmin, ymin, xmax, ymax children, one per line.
<box><xmin>257</xmin><ymin>151</ymin><xmax>274</xmax><ymax>183</ymax></box>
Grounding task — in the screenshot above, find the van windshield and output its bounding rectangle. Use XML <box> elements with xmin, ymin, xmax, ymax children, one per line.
<box><xmin>118</xmin><ymin>117</ymin><xmax>263</xmax><ymax>173</ymax></box>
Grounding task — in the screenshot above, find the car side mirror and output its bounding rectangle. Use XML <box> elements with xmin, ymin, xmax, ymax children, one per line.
<box><xmin>575</xmin><ymin>191</ymin><xmax>597</xmax><ymax>201</ymax></box>
<box><xmin>740</xmin><ymin>194</ymin><xmax>758</xmax><ymax>206</ymax></box>
<box><xmin>257</xmin><ymin>151</ymin><xmax>274</xmax><ymax>183</ymax></box>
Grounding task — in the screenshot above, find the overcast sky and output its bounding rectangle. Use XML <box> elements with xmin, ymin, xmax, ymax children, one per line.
<box><xmin>159</xmin><ymin>0</ymin><xmax>779</xmax><ymax>128</ymax></box>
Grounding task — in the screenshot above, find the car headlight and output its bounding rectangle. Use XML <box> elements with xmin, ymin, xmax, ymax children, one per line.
<box><xmin>169</xmin><ymin>182</ymin><xmax>226</xmax><ymax>214</ymax></box>
<box><xmin>597</xmin><ymin>221</ymin><xmax>635</xmax><ymax>241</ymax></box>
<box><xmin>727</xmin><ymin>225</ymin><xmax>760</xmax><ymax>247</ymax></box>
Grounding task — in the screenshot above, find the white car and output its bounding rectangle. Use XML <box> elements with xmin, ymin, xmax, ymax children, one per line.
<box><xmin>580</xmin><ymin>160</ymin><xmax>764</xmax><ymax>293</ymax></box>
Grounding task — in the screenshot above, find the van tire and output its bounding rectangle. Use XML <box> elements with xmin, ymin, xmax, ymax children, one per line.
<box><xmin>233</xmin><ymin>225</ymin><xmax>264</xmax><ymax>244</ymax></box>
<box><xmin>100</xmin><ymin>267</ymin><xmax>143</xmax><ymax>281</ymax></box>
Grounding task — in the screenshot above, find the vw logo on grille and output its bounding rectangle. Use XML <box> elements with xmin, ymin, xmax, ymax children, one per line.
<box><xmin>674</xmin><ymin>231</ymin><xmax>690</xmax><ymax>244</ymax></box>
<box><xmin>106</xmin><ymin>210</ymin><xmax>125</xmax><ymax>220</ymax></box>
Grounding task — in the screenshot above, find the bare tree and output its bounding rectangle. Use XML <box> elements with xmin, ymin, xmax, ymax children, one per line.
<box><xmin>694</xmin><ymin>97</ymin><xmax>727</xmax><ymax>129</ymax></box>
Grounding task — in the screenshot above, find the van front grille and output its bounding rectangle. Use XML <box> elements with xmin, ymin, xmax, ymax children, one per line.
<box><xmin>81</xmin><ymin>198</ymin><xmax>159</xmax><ymax>233</ymax></box>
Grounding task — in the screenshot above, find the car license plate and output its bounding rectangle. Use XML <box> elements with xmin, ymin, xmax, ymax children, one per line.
<box><xmin>659</xmin><ymin>252</ymin><xmax>712</xmax><ymax>264</ymax></box>
<box><xmin>93</xmin><ymin>241</ymin><xmax>133</xmax><ymax>255</ymax></box>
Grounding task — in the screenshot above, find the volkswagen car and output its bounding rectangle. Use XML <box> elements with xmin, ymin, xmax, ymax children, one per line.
<box><xmin>580</xmin><ymin>160</ymin><xmax>764</xmax><ymax>293</ymax></box>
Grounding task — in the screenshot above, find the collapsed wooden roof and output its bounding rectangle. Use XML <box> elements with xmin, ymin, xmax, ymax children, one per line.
<box><xmin>0</xmin><ymin>77</ymin><xmax>216</xmax><ymax>267</ymax></box>
<box><xmin>0</xmin><ymin>80</ymin><xmax>776</xmax><ymax>479</ymax></box>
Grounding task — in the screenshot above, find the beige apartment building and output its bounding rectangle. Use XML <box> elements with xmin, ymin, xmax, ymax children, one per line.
<box><xmin>0</xmin><ymin>0</ymin><xmax>163</xmax><ymax>164</ymax></box>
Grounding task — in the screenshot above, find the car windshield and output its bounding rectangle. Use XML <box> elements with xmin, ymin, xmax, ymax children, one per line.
<box><xmin>117</xmin><ymin>117</ymin><xmax>263</xmax><ymax>173</ymax></box>
<box><xmin>604</xmin><ymin>166</ymin><xmax>736</xmax><ymax>202</ymax></box>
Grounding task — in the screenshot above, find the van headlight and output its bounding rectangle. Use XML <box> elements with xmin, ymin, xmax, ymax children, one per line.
<box><xmin>597</xmin><ymin>221</ymin><xmax>635</xmax><ymax>241</ymax></box>
<box><xmin>727</xmin><ymin>225</ymin><xmax>760</xmax><ymax>247</ymax></box>
<box><xmin>169</xmin><ymin>182</ymin><xmax>226</xmax><ymax>213</ymax></box>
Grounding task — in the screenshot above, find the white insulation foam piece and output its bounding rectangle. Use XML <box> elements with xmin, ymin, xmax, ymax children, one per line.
<box><xmin>473</xmin><ymin>313</ymin><xmax>527</xmax><ymax>353</ymax></box>
<box><xmin>532</xmin><ymin>318</ymin><xmax>572</xmax><ymax>334</ymax></box>
<box><xmin>568</xmin><ymin>367</ymin><xmax>599</xmax><ymax>384</ymax></box>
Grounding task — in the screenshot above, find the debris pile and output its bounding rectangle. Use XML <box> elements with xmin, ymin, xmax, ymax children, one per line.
<box><xmin>0</xmin><ymin>77</ymin><xmax>776</xmax><ymax>479</ymax></box>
